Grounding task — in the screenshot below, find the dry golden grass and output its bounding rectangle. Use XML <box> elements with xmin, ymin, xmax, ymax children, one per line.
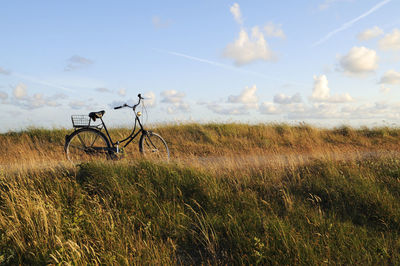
<box><xmin>1</xmin><ymin>123</ymin><xmax>400</xmax><ymax>171</ymax></box>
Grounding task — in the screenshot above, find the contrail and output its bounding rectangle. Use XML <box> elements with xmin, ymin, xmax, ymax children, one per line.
<box><xmin>155</xmin><ymin>49</ymin><xmax>308</xmax><ymax>86</ymax></box>
<box><xmin>12</xmin><ymin>73</ymin><xmax>75</xmax><ymax>92</ymax></box>
<box><xmin>313</xmin><ymin>0</ymin><xmax>392</xmax><ymax>47</ymax></box>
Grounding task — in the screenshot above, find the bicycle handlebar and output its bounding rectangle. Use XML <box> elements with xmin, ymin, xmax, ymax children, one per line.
<box><xmin>113</xmin><ymin>94</ymin><xmax>143</xmax><ymax>110</ymax></box>
<box><xmin>114</xmin><ymin>103</ymin><xmax>128</xmax><ymax>110</ymax></box>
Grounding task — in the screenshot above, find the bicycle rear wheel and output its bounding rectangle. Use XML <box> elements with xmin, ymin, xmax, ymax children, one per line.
<box><xmin>65</xmin><ymin>128</ymin><xmax>111</xmax><ymax>163</ymax></box>
<box><xmin>139</xmin><ymin>131</ymin><xmax>170</xmax><ymax>161</ymax></box>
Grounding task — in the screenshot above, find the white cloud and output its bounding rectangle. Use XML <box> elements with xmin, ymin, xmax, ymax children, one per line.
<box><xmin>152</xmin><ymin>16</ymin><xmax>171</xmax><ymax>29</ymax></box>
<box><xmin>223</xmin><ymin>27</ymin><xmax>275</xmax><ymax>66</ymax></box>
<box><xmin>69</xmin><ymin>55</ymin><xmax>93</xmax><ymax>65</ymax></box>
<box><xmin>379</xmin><ymin>29</ymin><xmax>400</xmax><ymax>51</ymax></box>
<box><xmin>28</xmin><ymin>95</ymin><xmax>62</xmax><ymax>108</ymax></box>
<box><xmin>29</xmin><ymin>94</ymin><xmax>47</xmax><ymax>108</ymax></box>
<box><xmin>13</xmin><ymin>83</ymin><xmax>27</xmax><ymax>99</ymax></box>
<box><xmin>311</xmin><ymin>75</ymin><xmax>353</xmax><ymax>103</ymax></box>
<box><xmin>273</xmin><ymin>93</ymin><xmax>301</xmax><ymax>104</ymax></box>
<box><xmin>224</xmin><ymin>4</ymin><xmax>277</xmax><ymax>66</ymax></box>
<box><xmin>161</xmin><ymin>90</ymin><xmax>189</xmax><ymax>113</ymax></box>
<box><xmin>339</xmin><ymin>46</ymin><xmax>378</xmax><ymax>75</ymax></box>
<box><xmin>166</xmin><ymin>102</ymin><xmax>190</xmax><ymax>114</ymax></box>
<box><xmin>118</xmin><ymin>88</ymin><xmax>126</xmax><ymax>97</ymax></box>
<box><xmin>288</xmin><ymin>103</ymin><xmax>342</xmax><ymax>119</ymax></box>
<box><xmin>259</xmin><ymin>101</ymin><xmax>306</xmax><ymax>115</ymax></box>
<box><xmin>46</xmin><ymin>100</ymin><xmax>61</xmax><ymax>107</ymax></box>
<box><xmin>174</xmin><ymin>102</ymin><xmax>190</xmax><ymax>111</ymax></box>
<box><xmin>284</xmin><ymin>103</ymin><xmax>307</xmax><ymax>113</ymax></box>
<box><xmin>69</xmin><ymin>100</ymin><xmax>87</xmax><ymax>110</ymax></box>
<box><xmin>166</xmin><ymin>106</ymin><xmax>174</xmax><ymax>114</ymax></box>
<box><xmin>260</xmin><ymin>102</ymin><xmax>280</xmax><ymax>114</ymax></box>
<box><xmin>319</xmin><ymin>0</ymin><xmax>333</xmax><ymax>10</ymax></box>
<box><xmin>380</xmin><ymin>69</ymin><xmax>400</xmax><ymax>85</ymax></box>
<box><xmin>161</xmin><ymin>90</ymin><xmax>185</xmax><ymax>103</ymax></box>
<box><xmin>357</xmin><ymin>26</ymin><xmax>384</xmax><ymax>41</ymax></box>
<box><xmin>380</xmin><ymin>84</ymin><xmax>391</xmax><ymax>93</ymax></box>
<box><xmin>211</xmin><ymin>103</ymin><xmax>242</xmax><ymax>115</ymax></box>
<box><xmin>207</xmin><ymin>102</ymin><xmax>243</xmax><ymax>115</ymax></box>
<box><xmin>0</xmin><ymin>91</ymin><xmax>8</xmax><ymax>100</ymax></box>
<box><xmin>318</xmin><ymin>0</ymin><xmax>354</xmax><ymax>11</ymax></box>
<box><xmin>0</xmin><ymin>67</ymin><xmax>10</xmax><ymax>75</ymax></box>
<box><xmin>228</xmin><ymin>85</ymin><xmax>259</xmax><ymax>109</ymax></box>
<box><xmin>230</xmin><ymin>3</ymin><xmax>243</xmax><ymax>25</ymax></box>
<box><xmin>203</xmin><ymin>85</ymin><xmax>259</xmax><ymax>115</ymax></box>
<box><xmin>48</xmin><ymin>93</ymin><xmax>68</xmax><ymax>101</ymax></box>
<box><xmin>65</xmin><ymin>55</ymin><xmax>94</xmax><ymax>71</ymax></box>
<box><xmin>143</xmin><ymin>91</ymin><xmax>156</xmax><ymax>107</ymax></box>
<box><xmin>96</xmin><ymin>87</ymin><xmax>111</xmax><ymax>93</ymax></box>
<box><xmin>311</xmin><ymin>75</ymin><xmax>330</xmax><ymax>100</ymax></box>
<box><xmin>328</xmin><ymin>94</ymin><xmax>354</xmax><ymax>103</ymax></box>
<box><xmin>223</xmin><ymin>4</ymin><xmax>285</xmax><ymax>66</ymax></box>
<box><xmin>264</xmin><ymin>22</ymin><xmax>286</xmax><ymax>39</ymax></box>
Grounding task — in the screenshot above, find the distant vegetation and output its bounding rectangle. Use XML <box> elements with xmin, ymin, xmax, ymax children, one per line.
<box><xmin>1</xmin><ymin>124</ymin><xmax>400</xmax><ymax>264</ymax></box>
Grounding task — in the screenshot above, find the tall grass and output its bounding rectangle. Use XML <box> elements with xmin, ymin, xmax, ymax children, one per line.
<box><xmin>2</xmin><ymin>123</ymin><xmax>400</xmax><ymax>165</ymax></box>
<box><xmin>1</xmin><ymin>124</ymin><xmax>400</xmax><ymax>264</ymax></box>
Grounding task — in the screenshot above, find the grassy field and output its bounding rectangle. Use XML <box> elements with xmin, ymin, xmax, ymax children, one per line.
<box><xmin>1</xmin><ymin>123</ymin><xmax>400</xmax><ymax>264</ymax></box>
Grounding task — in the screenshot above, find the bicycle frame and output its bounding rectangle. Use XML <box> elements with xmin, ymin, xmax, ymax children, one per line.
<box><xmin>97</xmin><ymin>114</ymin><xmax>146</xmax><ymax>151</ymax></box>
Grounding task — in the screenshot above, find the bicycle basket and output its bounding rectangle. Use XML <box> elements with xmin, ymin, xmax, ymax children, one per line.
<box><xmin>71</xmin><ymin>115</ymin><xmax>91</xmax><ymax>128</ymax></box>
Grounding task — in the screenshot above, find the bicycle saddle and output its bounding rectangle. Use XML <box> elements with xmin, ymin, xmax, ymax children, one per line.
<box><xmin>89</xmin><ymin>110</ymin><xmax>105</xmax><ymax>121</ymax></box>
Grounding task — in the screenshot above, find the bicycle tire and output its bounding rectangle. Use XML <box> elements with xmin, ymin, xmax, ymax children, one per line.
<box><xmin>65</xmin><ymin>128</ymin><xmax>111</xmax><ymax>163</ymax></box>
<box><xmin>139</xmin><ymin>131</ymin><xmax>170</xmax><ymax>161</ymax></box>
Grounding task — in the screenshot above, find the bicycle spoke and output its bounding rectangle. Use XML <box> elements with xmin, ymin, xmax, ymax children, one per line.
<box><xmin>148</xmin><ymin>136</ymin><xmax>158</xmax><ymax>150</ymax></box>
<box><xmin>90</xmin><ymin>134</ymin><xmax>100</xmax><ymax>147</ymax></box>
<box><xmin>145</xmin><ymin>137</ymin><xmax>157</xmax><ymax>152</ymax></box>
<box><xmin>68</xmin><ymin>144</ymin><xmax>86</xmax><ymax>151</ymax></box>
<box><xmin>77</xmin><ymin>134</ymin><xmax>87</xmax><ymax>148</ymax></box>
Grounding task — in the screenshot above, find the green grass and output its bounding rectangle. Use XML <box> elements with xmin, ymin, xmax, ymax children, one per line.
<box><xmin>1</xmin><ymin>157</ymin><xmax>400</xmax><ymax>264</ymax></box>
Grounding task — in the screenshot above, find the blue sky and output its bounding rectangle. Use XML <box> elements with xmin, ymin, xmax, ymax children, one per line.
<box><xmin>1</xmin><ymin>0</ymin><xmax>400</xmax><ymax>131</ymax></box>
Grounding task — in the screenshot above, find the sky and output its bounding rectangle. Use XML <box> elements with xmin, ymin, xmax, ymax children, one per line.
<box><xmin>1</xmin><ymin>0</ymin><xmax>400</xmax><ymax>132</ymax></box>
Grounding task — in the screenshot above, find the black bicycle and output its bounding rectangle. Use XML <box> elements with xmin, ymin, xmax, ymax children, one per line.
<box><xmin>64</xmin><ymin>94</ymin><xmax>169</xmax><ymax>163</ymax></box>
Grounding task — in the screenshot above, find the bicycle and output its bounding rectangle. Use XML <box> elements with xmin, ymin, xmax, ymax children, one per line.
<box><xmin>64</xmin><ymin>93</ymin><xmax>169</xmax><ymax>163</ymax></box>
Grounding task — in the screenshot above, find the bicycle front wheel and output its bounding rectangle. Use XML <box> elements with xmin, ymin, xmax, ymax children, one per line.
<box><xmin>139</xmin><ymin>131</ymin><xmax>170</xmax><ymax>161</ymax></box>
<box><xmin>65</xmin><ymin>128</ymin><xmax>111</xmax><ymax>163</ymax></box>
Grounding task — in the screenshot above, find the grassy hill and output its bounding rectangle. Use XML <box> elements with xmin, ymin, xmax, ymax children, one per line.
<box><xmin>1</xmin><ymin>123</ymin><xmax>400</xmax><ymax>264</ymax></box>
